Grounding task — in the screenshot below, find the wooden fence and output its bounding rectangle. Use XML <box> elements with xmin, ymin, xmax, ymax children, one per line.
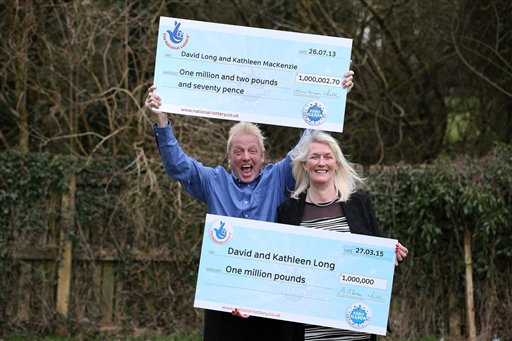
<box><xmin>3</xmin><ymin>172</ymin><xmax>202</xmax><ymax>336</ymax></box>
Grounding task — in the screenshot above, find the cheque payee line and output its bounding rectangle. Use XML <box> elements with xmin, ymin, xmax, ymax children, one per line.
<box><xmin>216</xmin><ymin>251</ymin><xmax>338</xmax><ymax>272</ymax></box>
<box><xmin>166</xmin><ymin>54</ymin><xmax>297</xmax><ymax>72</ymax></box>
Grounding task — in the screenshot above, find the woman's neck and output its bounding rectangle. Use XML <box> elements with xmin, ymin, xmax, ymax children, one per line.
<box><xmin>307</xmin><ymin>185</ymin><xmax>337</xmax><ymax>204</ymax></box>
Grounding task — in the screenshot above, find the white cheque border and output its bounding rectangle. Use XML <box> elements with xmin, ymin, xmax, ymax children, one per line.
<box><xmin>160</xmin><ymin>17</ymin><xmax>352</xmax><ymax>46</ymax></box>
<box><xmin>205</xmin><ymin>214</ymin><xmax>396</xmax><ymax>249</ymax></box>
<box><xmin>194</xmin><ymin>299</ymin><xmax>386</xmax><ymax>335</ymax></box>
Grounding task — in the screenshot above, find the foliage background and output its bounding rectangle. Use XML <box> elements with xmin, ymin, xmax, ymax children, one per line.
<box><xmin>1</xmin><ymin>0</ymin><xmax>511</xmax><ymax>339</ymax></box>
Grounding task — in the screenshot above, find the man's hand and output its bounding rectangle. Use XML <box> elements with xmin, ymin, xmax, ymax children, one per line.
<box><xmin>145</xmin><ymin>85</ymin><xmax>168</xmax><ymax>127</ymax></box>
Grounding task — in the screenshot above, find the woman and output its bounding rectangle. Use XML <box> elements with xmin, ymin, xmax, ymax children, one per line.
<box><xmin>276</xmin><ymin>130</ymin><xmax>408</xmax><ymax>341</ymax></box>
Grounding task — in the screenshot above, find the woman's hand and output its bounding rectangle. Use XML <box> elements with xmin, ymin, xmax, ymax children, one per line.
<box><xmin>232</xmin><ymin>308</ymin><xmax>250</xmax><ymax>318</ymax></box>
<box><xmin>343</xmin><ymin>70</ymin><xmax>354</xmax><ymax>92</ymax></box>
<box><xmin>342</xmin><ymin>60</ymin><xmax>354</xmax><ymax>92</ymax></box>
<box><xmin>395</xmin><ymin>242</ymin><xmax>408</xmax><ymax>266</ymax></box>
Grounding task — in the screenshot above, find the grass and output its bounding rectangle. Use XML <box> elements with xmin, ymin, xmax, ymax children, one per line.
<box><xmin>1</xmin><ymin>332</ymin><xmax>202</xmax><ymax>341</ymax></box>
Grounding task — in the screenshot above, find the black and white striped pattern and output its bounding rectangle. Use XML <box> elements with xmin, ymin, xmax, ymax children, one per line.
<box><xmin>301</xmin><ymin>216</ymin><xmax>350</xmax><ymax>233</ymax></box>
<box><xmin>301</xmin><ymin>209</ymin><xmax>372</xmax><ymax>341</ymax></box>
<box><xmin>304</xmin><ymin>324</ymin><xmax>372</xmax><ymax>340</ymax></box>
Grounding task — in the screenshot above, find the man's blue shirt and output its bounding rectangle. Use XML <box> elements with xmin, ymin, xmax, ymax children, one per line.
<box><xmin>153</xmin><ymin>124</ymin><xmax>296</xmax><ymax>223</ymax></box>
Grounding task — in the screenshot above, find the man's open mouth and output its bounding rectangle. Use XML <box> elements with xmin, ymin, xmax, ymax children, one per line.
<box><xmin>241</xmin><ymin>165</ymin><xmax>253</xmax><ymax>174</ymax></box>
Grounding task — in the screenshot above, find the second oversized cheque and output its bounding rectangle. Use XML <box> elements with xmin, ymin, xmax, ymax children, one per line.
<box><xmin>194</xmin><ymin>214</ymin><xmax>397</xmax><ymax>336</ymax></box>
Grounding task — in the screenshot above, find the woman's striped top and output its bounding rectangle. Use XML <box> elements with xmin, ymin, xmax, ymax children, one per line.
<box><xmin>300</xmin><ymin>201</ymin><xmax>372</xmax><ymax>341</ymax></box>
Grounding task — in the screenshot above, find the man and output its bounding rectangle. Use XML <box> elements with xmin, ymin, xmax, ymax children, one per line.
<box><xmin>144</xmin><ymin>71</ymin><xmax>355</xmax><ymax>340</ymax></box>
<box><xmin>145</xmin><ymin>69</ymin><xmax>353</xmax><ymax>223</ymax></box>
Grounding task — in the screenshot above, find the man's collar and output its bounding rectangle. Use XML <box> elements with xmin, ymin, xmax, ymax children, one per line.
<box><xmin>231</xmin><ymin>170</ymin><xmax>263</xmax><ymax>186</ymax></box>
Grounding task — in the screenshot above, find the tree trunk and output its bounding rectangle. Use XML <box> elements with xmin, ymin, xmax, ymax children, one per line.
<box><xmin>449</xmin><ymin>291</ymin><xmax>461</xmax><ymax>337</ymax></box>
<box><xmin>12</xmin><ymin>0</ymin><xmax>31</xmax><ymax>152</ymax></box>
<box><xmin>464</xmin><ymin>227</ymin><xmax>477</xmax><ymax>340</ymax></box>
<box><xmin>55</xmin><ymin>174</ymin><xmax>76</xmax><ymax>335</ymax></box>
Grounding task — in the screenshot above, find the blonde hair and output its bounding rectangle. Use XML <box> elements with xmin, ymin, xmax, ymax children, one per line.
<box><xmin>226</xmin><ymin>122</ymin><xmax>266</xmax><ymax>154</ymax></box>
<box><xmin>291</xmin><ymin>131</ymin><xmax>364</xmax><ymax>202</ymax></box>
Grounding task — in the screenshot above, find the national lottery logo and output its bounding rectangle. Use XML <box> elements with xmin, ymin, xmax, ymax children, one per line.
<box><xmin>163</xmin><ymin>20</ymin><xmax>190</xmax><ymax>50</ymax></box>
<box><xmin>209</xmin><ymin>219</ymin><xmax>233</xmax><ymax>244</ymax></box>
<box><xmin>345</xmin><ymin>303</ymin><xmax>371</xmax><ymax>329</ymax></box>
<box><xmin>302</xmin><ymin>101</ymin><xmax>328</xmax><ymax>126</ymax></box>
